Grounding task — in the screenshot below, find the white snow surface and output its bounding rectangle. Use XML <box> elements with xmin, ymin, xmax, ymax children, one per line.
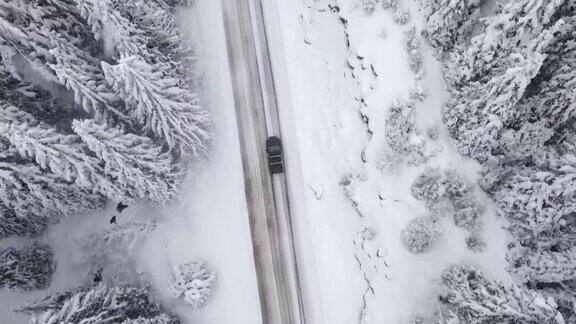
<box><xmin>265</xmin><ymin>0</ymin><xmax>512</xmax><ymax>322</ymax></box>
<box><xmin>0</xmin><ymin>1</ymin><xmax>262</xmax><ymax>323</ymax></box>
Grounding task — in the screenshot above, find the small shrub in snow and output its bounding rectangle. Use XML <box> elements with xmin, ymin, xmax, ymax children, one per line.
<box><xmin>363</xmin><ymin>0</ymin><xmax>377</xmax><ymax>13</ymax></box>
<box><xmin>395</xmin><ymin>9</ymin><xmax>410</xmax><ymax>25</ymax></box>
<box><xmin>427</xmin><ymin>126</ymin><xmax>440</xmax><ymax>141</ymax></box>
<box><xmin>452</xmin><ymin>198</ymin><xmax>483</xmax><ymax>231</ymax></box>
<box><xmin>465</xmin><ymin>234</ymin><xmax>486</xmax><ymax>253</ymax></box>
<box><xmin>79</xmin><ymin>221</ymin><xmax>157</xmax><ymax>285</ymax></box>
<box><xmin>409</xmin><ymin>84</ymin><xmax>427</xmax><ymax>102</ymax></box>
<box><xmin>0</xmin><ymin>243</ymin><xmax>55</xmax><ymax>291</ymax></box>
<box><xmin>411</xmin><ymin>167</ymin><xmax>442</xmax><ymax>204</ymax></box>
<box><xmin>383</xmin><ymin>101</ymin><xmax>427</xmax><ymax>171</ymax></box>
<box><xmin>405</xmin><ymin>28</ymin><xmax>423</xmax><ymax>75</ymax></box>
<box><xmin>169</xmin><ymin>261</ymin><xmax>216</xmax><ymax>308</ymax></box>
<box><xmin>381</xmin><ymin>0</ymin><xmax>397</xmax><ymax>9</ymax></box>
<box><xmin>442</xmin><ymin>170</ymin><xmax>484</xmax><ymax>231</ymax></box>
<box><xmin>401</xmin><ymin>215</ymin><xmax>442</xmax><ymax>253</ymax></box>
<box><xmin>80</xmin><ymin>221</ymin><xmax>157</xmax><ymax>252</ymax></box>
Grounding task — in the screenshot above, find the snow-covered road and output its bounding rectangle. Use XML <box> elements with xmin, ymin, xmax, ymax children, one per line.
<box><xmin>221</xmin><ymin>0</ymin><xmax>306</xmax><ymax>322</ymax></box>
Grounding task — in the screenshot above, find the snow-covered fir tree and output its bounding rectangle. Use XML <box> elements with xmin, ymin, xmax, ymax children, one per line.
<box><xmin>423</xmin><ymin>0</ymin><xmax>485</xmax><ymax>55</ymax></box>
<box><xmin>427</xmin><ymin>1</ymin><xmax>576</xmax><ymax>316</ymax></box>
<box><xmin>49</xmin><ymin>39</ymin><xmax>126</xmax><ymax>120</ymax></box>
<box><xmin>438</xmin><ymin>264</ymin><xmax>565</xmax><ymax>323</ymax></box>
<box><xmin>508</xmin><ymin>244</ymin><xmax>576</xmax><ymax>284</ymax></box>
<box><xmin>0</xmin><ymin>0</ymin><xmax>211</xmax><ymax>239</ymax></box>
<box><xmin>0</xmin><ymin>205</ymin><xmax>48</xmax><ymax>239</ymax></box>
<box><xmin>0</xmin><ymin>242</ymin><xmax>55</xmax><ymax>291</ymax></box>
<box><xmin>102</xmin><ymin>55</ymin><xmax>211</xmax><ymax>156</ymax></box>
<box><xmin>0</xmin><ymin>103</ymin><xmax>125</xmax><ymax>200</ymax></box>
<box><xmin>169</xmin><ymin>261</ymin><xmax>216</xmax><ymax>308</ymax></box>
<box><xmin>438</xmin><ymin>0</ymin><xmax>566</xmax><ymax>162</ymax></box>
<box><xmin>72</xmin><ymin>119</ymin><xmax>182</xmax><ymax>203</ymax></box>
<box><xmin>80</xmin><ymin>220</ymin><xmax>157</xmax><ymax>253</ymax></box>
<box><xmin>18</xmin><ymin>284</ymin><xmax>179</xmax><ymax>323</ymax></box>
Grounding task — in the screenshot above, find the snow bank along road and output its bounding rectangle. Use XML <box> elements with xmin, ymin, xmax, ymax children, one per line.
<box><xmin>221</xmin><ymin>0</ymin><xmax>306</xmax><ymax>323</ymax></box>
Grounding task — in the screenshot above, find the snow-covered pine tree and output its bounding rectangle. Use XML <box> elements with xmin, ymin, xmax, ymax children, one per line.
<box><xmin>509</xmin><ymin>244</ymin><xmax>576</xmax><ymax>284</ymax></box>
<box><xmin>0</xmin><ymin>103</ymin><xmax>128</xmax><ymax>200</ymax></box>
<box><xmin>0</xmin><ymin>0</ymin><xmax>92</xmax><ymax>84</ymax></box>
<box><xmin>169</xmin><ymin>261</ymin><xmax>216</xmax><ymax>308</ymax></box>
<box><xmin>102</xmin><ymin>55</ymin><xmax>211</xmax><ymax>156</ymax></box>
<box><xmin>444</xmin><ymin>41</ymin><xmax>556</xmax><ymax>162</ymax></box>
<box><xmin>75</xmin><ymin>0</ymin><xmax>149</xmax><ymax>59</ymax></box>
<box><xmin>49</xmin><ymin>39</ymin><xmax>127</xmax><ymax>120</ymax></box>
<box><xmin>0</xmin><ymin>204</ymin><xmax>47</xmax><ymax>239</ymax></box>
<box><xmin>517</xmin><ymin>18</ymin><xmax>576</xmax><ymax>130</ymax></box>
<box><xmin>445</xmin><ymin>0</ymin><xmax>565</xmax><ymax>89</ymax></box>
<box><xmin>423</xmin><ymin>0</ymin><xmax>485</xmax><ymax>55</ymax></box>
<box><xmin>0</xmin><ymin>242</ymin><xmax>55</xmax><ymax>291</ymax></box>
<box><xmin>73</xmin><ymin>119</ymin><xmax>181</xmax><ymax>203</ymax></box>
<box><xmin>0</xmin><ymin>160</ymin><xmax>104</xmax><ymax>222</ymax></box>
<box><xmin>442</xmin><ymin>0</ymin><xmax>566</xmax><ymax>161</ymax></box>
<box><xmin>78</xmin><ymin>0</ymin><xmax>195</xmax><ymax>80</ymax></box>
<box><xmin>491</xmin><ymin>154</ymin><xmax>576</xmax><ymax>238</ymax></box>
<box><xmin>0</xmin><ymin>62</ymin><xmax>79</xmax><ymax>128</ymax></box>
<box><xmin>438</xmin><ymin>264</ymin><xmax>564</xmax><ymax>323</ymax></box>
<box><xmin>0</xmin><ymin>0</ymin><xmax>211</xmax><ymax>239</ymax></box>
<box><xmin>18</xmin><ymin>284</ymin><xmax>179</xmax><ymax>323</ymax></box>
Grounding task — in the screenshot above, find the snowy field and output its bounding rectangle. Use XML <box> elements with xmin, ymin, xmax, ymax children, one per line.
<box><xmin>0</xmin><ymin>1</ymin><xmax>262</xmax><ymax>323</ymax></box>
<box><xmin>266</xmin><ymin>0</ymin><xmax>511</xmax><ymax>322</ymax></box>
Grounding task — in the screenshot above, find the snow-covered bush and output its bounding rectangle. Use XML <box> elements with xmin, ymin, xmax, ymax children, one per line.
<box><xmin>18</xmin><ymin>284</ymin><xmax>178</xmax><ymax>323</ymax></box>
<box><xmin>381</xmin><ymin>0</ymin><xmax>397</xmax><ymax>9</ymax></box>
<box><xmin>363</xmin><ymin>0</ymin><xmax>377</xmax><ymax>13</ymax></box>
<box><xmin>395</xmin><ymin>9</ymin><xmax>410</xmax><ymax>25</ymax></box>
<box><xmin>411</xmin><ymin>168</ymin><xmax>484</xmax><ymax>233</ymax></box>
<box><xmin>409</xmin><ymin>84</ymin><xmax>427</xmax><ymax>102</ymax></box>
<box><xmin>0</xmin><ymin>243</ymin><xmax>55</xmax><ymax>291</ymax></box>
<box><xmin>405</xmin><ymin>28</ymin><xmax>423</xmax><ymax>76</ymax></box>
<box><xmin>410</xmin><ymin>167</ymin><xmax>442</xmax><ymax>204</ymax></box>
<box><xmin>169</xmin><ymin>261</ymin><xmax>216</xmax><ymax>308</ymax></box>
<box><xmin>382</xmin><ymin>101</ymin><xmax>427</xmax><ymax>171</ymax></box>
<box><xmin>442</xmin><ymin>170</ymin><xmax>484</xmax><ymax>231</ymax></box>
<box><xmin>465</xmin><ymin>234</ymin><xmax>485</xmax><ymax>253</ymax></box>
<box><xmin>438</xmin><ymin>264</ymin><xmax>564</xmax><ymax>323</ymax></box>
<box><xmin>401</xmin><ymin>215</ymin><xmax>442</xmax><ymax>253</ymax></box>
<box><xmin>427</xmin><ymin>126</ymin><xmax>440</xmax><ymax>140</ymax></box>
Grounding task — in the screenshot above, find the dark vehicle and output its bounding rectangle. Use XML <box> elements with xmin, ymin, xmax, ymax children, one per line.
<box><xmin>266</xmin><ymin>136</ymin><xmax>284</xmax><ymax>174</ymax></box>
